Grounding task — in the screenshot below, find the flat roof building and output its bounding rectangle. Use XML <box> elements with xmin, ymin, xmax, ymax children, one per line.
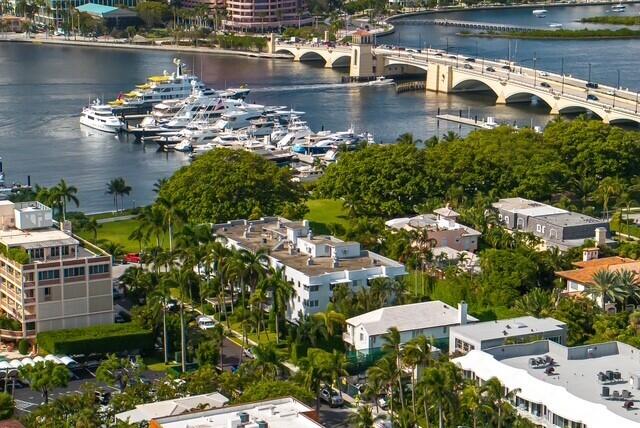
<box><xmin>344</xmin><ymin>301</ymin><xmax>477</xmax><ymax>352</ymax></box>
<box><xmin>213</xmin><ymin>217</ymin><xmax>406</xmax><ymax>321</ymax></box>
<box><xmin>492</xmin><ymin>197</ymin><xmax>613</xmax><ymax>251</ymax></box>
<box><xmin>454</xmin><ymin>340</ymin><xmax>640</xmax><ymax>428</ymax></box>
<box><xmin>449</xmin><ymin>316</ymin><xmax>567</xmax><ymax>354</ymax></box>
<box><xmin>117</xmin><ymin>392</ymin><xmax>229</xmax><ymax>424</ymax></box>
<box><xmin>0</xmin><ymin>201</ymin><xmax>113</xmax><ymax>339</ymax></box>
<box><xmin>150</xmin><ymin>397</ymin><xmax>322</xmax><ymax>428</ymax></box>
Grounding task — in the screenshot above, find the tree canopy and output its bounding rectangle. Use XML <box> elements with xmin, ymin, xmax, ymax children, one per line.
<box><xmin>316</xmin><ymin>119</ymin><xmax>640</xmax><ymax>218</ymax></box>
<box><xmin>158</xmin><ymin>148</ymin><xmax>306</xmax><ymax>223</ymax></box>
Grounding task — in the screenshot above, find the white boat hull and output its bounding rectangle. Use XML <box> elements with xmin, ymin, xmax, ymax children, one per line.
<box><xmin>80</xmin><ymin>116</ymin><xmax>123</xmax><ymax>133</ymax></box>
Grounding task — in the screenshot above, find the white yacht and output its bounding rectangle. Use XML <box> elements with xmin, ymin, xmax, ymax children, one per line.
<box><xmin>532</xmin><ymin>9</ymin><xmax>547</xmax><ymax>17</ymax></box>
<box><xmin>612</xmin><ymin>3</ymin><xmax>626</xmax><ymax>11</ymax></box>
<box><xmin>367</xmin><ymin>76</ymin><xmax>395</xmax><ymax>86</ymax></box>
<box><xmin>80</xmin><ymin>99</ymin><xmax>124</xmax><ymax>133</ymax></box>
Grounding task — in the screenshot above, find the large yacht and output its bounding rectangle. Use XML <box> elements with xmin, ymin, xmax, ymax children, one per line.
<box><xmin>79</xmin><ymin>99</ymin><xmax>124</xmax><ymax>133</ymax></box>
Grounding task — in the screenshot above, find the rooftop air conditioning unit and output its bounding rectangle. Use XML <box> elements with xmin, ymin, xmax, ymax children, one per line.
<box><xmin>256</xmin><ymin>421</ymin><xmax>268</xmax><ymax>428</ymax></box>
<box><xmin>237</xmin><ymin>412</ymin><xmax>250</xmax><ymax>423</ymax></box>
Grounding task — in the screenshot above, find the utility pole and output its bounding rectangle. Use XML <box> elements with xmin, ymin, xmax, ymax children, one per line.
<box><xmin>561</xmin><ymin>57</ymin><xmax>565</xmax><ymax>95</ymax></box>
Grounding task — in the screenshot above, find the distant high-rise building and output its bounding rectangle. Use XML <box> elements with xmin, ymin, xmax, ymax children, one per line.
<box><xmin>224</xmin><ymin>0</ymin><xmax>312</xmax><ymax>31</ymax></box>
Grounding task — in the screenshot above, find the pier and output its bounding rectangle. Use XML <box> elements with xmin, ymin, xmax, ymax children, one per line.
<box><xmin>393</xmin><ymin>18</ymin><xmax>543</xmax><ymax>32</ymax></box>
<box><xmin>436</xmin><ymin>114</ymin><xmax>497</xmax><ymax>129</ymax></box>
<box><xmin>396</xmin><ymin>81</ymin><xmax>426</xmax><ymax>93</ymax></box>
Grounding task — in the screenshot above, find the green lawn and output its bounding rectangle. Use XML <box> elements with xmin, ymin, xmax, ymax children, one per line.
<box><xmin>611</xmin><ymin>212</ymin><xmax>640</xmax><ymax>238</ymax></box>
<box><xmin>305</xmin><ymin>199</ymin><xmax>349</xmax><ymax>235</ymax></box>
<box><xmin>77</xmin><ymin>219</ymin><xmax>168</xmax><ymax>253</ymax></box>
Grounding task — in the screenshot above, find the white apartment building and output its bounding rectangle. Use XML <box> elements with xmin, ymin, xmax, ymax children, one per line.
<box><xmin>449</xmin><ymin>316</ymin><xmax>567</xmax><ymax>354</ymax></box>
<box><xmin>0</xmin><ymin>201</ymin><xmax>113</xmax><ymax>339</ymax></box>
<box><xmin>212</xmin><ymin>217</ymin><xmax>406</xmax><ymax>321</ymax></box>
<box><xmin>454</xmin><ymin>340</ymin><xmax>640</xmax><ymax>428</ymax></box>
<box><xmin>344</xmin><ymin>301</ymin><xmax>477</xmax><ymax>353</ymax></box>
<box><xmin>152</xmin><ymin>396</ymin><xmax>323</xmax><ymax>428</ymax></box>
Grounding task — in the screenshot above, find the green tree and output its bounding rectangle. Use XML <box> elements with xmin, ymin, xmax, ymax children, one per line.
<box><xmin>236</xmin><ymin>380</ymin><xmax>315</xmax><ymax>405</ymax></box>
<box><xmin>0</xmin><ymin>392</ymin><xmax>14</xmax><ymax>420</ymax></box>
<box><xmin>586</xmin><ymin>269</ymin><xmax>625</xmax><ymax>311</ymax></box>
<box><xmin>51</xmin><ymin>178</ymin><xmax>79</xmax><ymax>222</ymax></box>
<box><xmin>96</xmin><ymin>354</ymin><xmax>145</xmax><ymax>392</ymax></box>
<box><xmin>347</xmin><ymin>404</ymin><xmax>386</xmax><ymax>428</ymax></box>
<box><xmin>298</xmin><ymin>348</ymin><xmax>333</xmax><ymax>414</ymax></box>
<box><xmin>158</xmin><ymin>148</ymin><xmax>305</xmax><ymax>224</ymax></box>
<box><xmin>19</xmin><ymin>361</ymin><xmax>71</xmax><ymax>404</ymax></box>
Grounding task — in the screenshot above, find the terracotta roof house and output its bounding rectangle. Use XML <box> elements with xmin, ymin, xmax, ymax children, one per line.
<box><xmin>556</xmin><ymin>248</ymin><xmax>639</xmax><ymax>311</ymax></box>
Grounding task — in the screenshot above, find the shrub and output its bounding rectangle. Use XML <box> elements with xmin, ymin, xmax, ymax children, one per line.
<box><xmin>0</xmin><ymin>392</ymin><xmax>14</xmax><ymax>420</ymax></box>
<box><xmin>18</xmin><ymin>339</ymin><xmax>30</xmax><ymax>355</ymax></box>
<box><xmin>37</xmin><ymin>323</ymin><xmax>153</xmax><ymax>356</ymax></box>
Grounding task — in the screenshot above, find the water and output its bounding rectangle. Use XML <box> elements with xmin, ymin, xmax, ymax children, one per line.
<box><xmin>0</xmin><ymin>3</ymin><xmax>638</xmax><ymax>212</ymax></box>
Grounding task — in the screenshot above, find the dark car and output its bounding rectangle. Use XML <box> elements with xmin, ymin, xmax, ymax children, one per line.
<box><xmin>486</xmin><ymin>66</ymin><xmax>496</xmax><ymax>72</ymax></box>
<box><xmin>586</xmin><ymin>82</ymin><xmax>599</xmax><ymax>89</ymax></box>
<box><xmin>587</xmin><ymin>94</ymin><xmax>599</xmax><ymax>101</ymax></box>
<box><xmin>464</xmin><ymin>63</ymin><xmax>473</xmax><ymax>70</ymax></box>
<box><xmin>465</xmin><ymin>57</ymin><xmax>476</xmax><ymax>62</ymax></box>
<box><xmin>540</xmin><ymin>82</ymin><xmax>551</xmax><ymax>88</ymax></box>
<box><xmin>501</xmin><ymin>65</ymin><xmax>512</xmax><ymax>71</ymax></box>
<box><xmin>434</xmin><ymin>53</ymin><xmax>443</xmax><ymax>57</ymax></box>
<box><xmin>448</xmin><ymin>55</ymin><xmax>457</xmax><ymax>59</ymax></box>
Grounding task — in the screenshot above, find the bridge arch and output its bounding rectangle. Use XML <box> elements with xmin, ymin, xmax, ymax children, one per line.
<box><xmin>502</xmin><ymin>89</ymin><xmax>557</xmax><ymax>110</ymax></box>
<box><xmin>608</xmin><ymin>117</ymin><xmax>640</xmax><ymax>126</ymax></box>
<box><xmin>298</xmin><ymin>51</ymin><xmax>331</xmax><ymax>64</ymax></box>
<box><xmin>450</xmin><ymin>77</ymin><xmax>504</xmax><ymax>98</ymax></box>
<box><xmin>329</xmin><ymin>55</ymin><xmax>351</xmax><ymax>68</ymax></box>
<box><xmin>384</xmin><ymin>58</ymin><xmax>429</xmax><ymax>73</ymax></box>
<box><xmin>556</xmin><ymin>105</ymin><xmax>604</xmax><ymax>120</ymax></box>
<box><xmin>274</xmin><ymin>47</ymin><xmax>296</xmax><ymax>58</ymax></box>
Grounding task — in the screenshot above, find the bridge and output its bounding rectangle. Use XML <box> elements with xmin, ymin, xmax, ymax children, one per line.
<box><xmin>267</xmin><ymin>34</ymin><xmax>640</xmax><ymax>125</ymax></box>
<box><xmin>393</xmin><ymin>18</ymin><xmax>543</xmax><ymax>32</ymax></box>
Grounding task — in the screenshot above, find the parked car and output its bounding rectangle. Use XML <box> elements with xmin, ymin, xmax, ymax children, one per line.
<box><xmin>586</xmin><ymin>82</ymin><xmax>599</xmax><ymax>89</ymax></box>
<box><xmin>165</xmin><ymin>299</ymin><xmax>179</xmax><ymax>312</ymax></box>
<box><xmin>486</xmin><ymin>66</ymin><xmax>496</xmax><ymax>72</ymax></box>
<box><xmin>464</xmin><ymin>63</ymin><xmax>473</xmax><ymax>70</ymax></box>
<box><xmin>112</xmin><ymin>287</ymin><xmax>123</xmax><ymax>300</ymax></box>
<box><xmin>320</xmin><ymin>388</ymin><xmax>344</xmax><ymax>407</ymax></box>
<box><xmin>94</xmin><ymin>389</ymin><xmax>111</xmax><ymax>405</ymax></box>
<box><xmin>587</xmin><ymin>94</ymin><xmax>599</xmax><ymax>101</ymax></box>
<box><xmin>114</xmin><ymin>312</ymin><xmax>126</xmax><ymax>323</ymax></box>
<box><xmin>540</xmin><ymin>82</ymin><xmax>551</xmax><ymax>88</ymax></box>
<box><xmin>377</xmin><ymin>394</ymin><xmax>389</xmax><ymax>409</ymax></box>
<box><xmin>123</xmin><ymin>253</ymin><xmax>141</xmax><ymax>264</ymax></box>
<box><xmin>243</xmin><ymin>348</ymin><xmax>255</xmax><ymax>359</ymax></box>
<box><xmin>196</xmin><ymin>315</ymin><xmax>217</xmax><ymax>330</ymax></box>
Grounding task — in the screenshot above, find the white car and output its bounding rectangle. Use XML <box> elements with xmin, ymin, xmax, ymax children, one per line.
<box><xmin>539</xmin><ymin>71</ymin><xmax>549</xmax><ymax>77</ymax></box>
<box><xmin>196</xmin><ymin>316</ymin><xmax>217</xmax><ymax>330</ymax></box>
<box><xmin>605</xmin><ymin>90</ymin><xmax>615</xmax><ymax>96</ymax></box>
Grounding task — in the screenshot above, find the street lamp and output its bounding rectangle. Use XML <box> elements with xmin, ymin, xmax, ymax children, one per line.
<box><xmin>588</xmin><ymin>63</ymin><xmax>592</xmax><ymax>83</ymax></box>
<box><xmin>613</xmin><ymin>69</ymin><xmax>620</xmax><ymax>108</ymax></box>
<box><xmin>636</xmin><ymin>92</ymin><xmax>639</xmax><ymax>114</ymax></box>
<box><xmin>561</xmin><ymin>57</ymin><xmax>565</xmax><ymax>95</ymax></box>
<box><xmin>533</xmin><ymin>51</ymin><xmax>537</xmax><ymax>87</ymax></box>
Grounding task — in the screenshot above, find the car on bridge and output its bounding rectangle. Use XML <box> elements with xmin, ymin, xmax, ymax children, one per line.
<box><xmin>587</xmin><ymin>94</ymin><xmax>599</xmax><ymax>101</ymax></box>
<box><xmin>539</xmin><ymin>71</ymin><xmax>549</xmax><ymax>77</ymax></box>
<box><xmin>465</xmin><ymin>57</ymin><xmax>476</xmax><ymax>62</ymax></box>
<box><xmin>464</xmin><ymin>64</ymin><xmax>473</xmax><ymax>70</ymax></box>
<box><xmin>540</xmin><ymin>82</ymin><xmax>551</xmax><ymax>88</ymax></box>
<box><xmin>486</xmin><ymin>66</ymin><xmax>496</xmax><ymax>72</ymax></box>
<box><xmin>586</xmin><ymin>82</ymin><xmax>599</xmax><ymax>89</ymax></box>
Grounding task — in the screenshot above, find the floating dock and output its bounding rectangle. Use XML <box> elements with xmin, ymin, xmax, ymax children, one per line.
<box><xmin>436</xmin><ymin>114</ymin><xmax>497</xmax><ymax>129</ymax></box>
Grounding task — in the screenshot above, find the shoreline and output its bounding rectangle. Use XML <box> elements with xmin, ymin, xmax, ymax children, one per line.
<box><xmin>0</xmin><ymin>36</ymin><xmax>292</xmax><ymax>59</ymax></box>
<box><xmin>385</xmin><ymin>0</ymin><xmax>640</xmax><ymax>23</ymax></box>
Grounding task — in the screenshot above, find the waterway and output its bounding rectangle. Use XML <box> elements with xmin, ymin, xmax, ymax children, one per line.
<box><xmin>0</xmin><ymin>3</ymin><xmax>638</xmax><ymax>212</ymax></box>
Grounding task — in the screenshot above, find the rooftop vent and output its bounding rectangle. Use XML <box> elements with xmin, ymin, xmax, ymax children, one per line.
<box><xmin>256</xmin><ymin>421</ymin><xmax>268</xmax><ymax>428</ymax></box>
<box><xmin>237</xmin><ymin>412</ymin><xmax>250</xmax><ymax>423</ymax></box>
<box><xmin>307</xmin><ymin>256</ymin><xmax>314</xmax><ymax>266</ymax></box>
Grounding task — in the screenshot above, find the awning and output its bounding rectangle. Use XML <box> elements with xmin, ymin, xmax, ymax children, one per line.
<box><xmin>330</xmin><ymin>279</ymin><xmax>352</xmax><ymax>285</ymax></box>
<box><xmin>44</xmin><ymin>355</ymin><xmax>61</xmax><ymax>364</ymax></box>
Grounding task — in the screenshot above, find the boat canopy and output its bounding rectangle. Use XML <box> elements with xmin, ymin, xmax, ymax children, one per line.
<box><xmin>148</xmin><ymin>76</ymin><xmax>171</xmax><ymax>83</ymax></box>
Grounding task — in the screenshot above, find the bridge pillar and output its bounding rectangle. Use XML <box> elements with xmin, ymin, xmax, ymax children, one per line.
<box><xmin>267</xmin><ymin>33</ymin><xmax>276</xmax><ymax>55</ymax></box>
<box><xmin>495</xmin><ymin>95</ymin><xmax>507</xmax><ymax>105</ymax></box>
<box><xmin>426</xmin><ymin>64</ymin><xmax>452</xmax><ymax>93</ymax></box>
<box><xmin>349</xmin><ymin>30</ymin><xmax>375</xmax><ymax>79</ymax></box>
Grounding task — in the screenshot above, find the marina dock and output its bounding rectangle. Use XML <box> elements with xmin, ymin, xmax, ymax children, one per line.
<box><xmin>436</xmin><ymin>114</ymin><xmax>497</xmax><ymax>129</ymax></box>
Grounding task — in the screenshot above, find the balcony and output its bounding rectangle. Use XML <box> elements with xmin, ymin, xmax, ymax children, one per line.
<box><xmin>342</xmin><ymin>331</ymin><xmax>353</xmax><ymax>343</ymax></box>
<box><xmin>23</xmin><ymin>297</ymin><xmax>35</xmax><ymax>305</ymax></box>
<box><xmin>0</xmin><ymin>329</ymin><xmax>23</xmax><ymax>339</ymax></box>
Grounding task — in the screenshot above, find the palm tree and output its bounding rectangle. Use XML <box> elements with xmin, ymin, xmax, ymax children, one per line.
<box><xmin>155</xmin><ymin>194</ymin><xmax>186</xmax><ymax>251</ymax></box>
<box><xmin>150</xmin><ymin>274</ymin><xmax>174</xmax><ymax>364</ymax></box>
<box><xmin>106</xmin><ymin>178</ymin><xmax>119</xmax><ymax>212</ymax></box>
<box><xmin>327</xmin><ymin>350</ymin><xmax>348</xmax><ymax>397</ymax></box>
<box><xmin>347</xmin><ymin>405</ymin><xmax>386</xmax><ymax>428</ymax></box>
<box><xmin>152</xmin><ymin>177</ymin><xmax>168</xmax><ymax>194</ymax></box>
<box><xmin>367</xmin><ymin>356</ymin><xmax>400</xmax><ymax>419</ymax></box>
<box><xmin>418</xmin><ymin>365</ymin><xmax>451</xmax><ymax>428</ymax></box>
<box><xmin>298</xmin><ymin>348</ymin><xmax>333</xmax><ymax>414</ymax></box>
<box><xmin>461</xmin><ymin>384</ymin><xmax>491</xmax><ymax>428</ymax></box>
<box><xmin>98</xmin><ymin>240</ymin><xmax>124</xmax><ymax>264</ymax></box>
<box><xmin>51</xmin><ymin>179</ymin><xmax>79</xmax><ymax>222</ymax></box>
<box><xmin>513</xmin><ymin>288</ymin><xmax>556</xmax><ymax>317</ymax></box>
<box><xmin>165</xmin><ymin>267</ymin><xmax>199</xmax><ymax>372</ymax></box>
<box><xmin>594</xmin><ymin>176</ymin><xmax>623</xmax><ymax>220</ymax></box>
<box><xmin>441</xmin><ymin>130</ymin><xmax>459</xmax><ymax>142</ymax></box>
<box><xmin>616</xmin><ymin>269</ymin><xmax>640</xmax><ymax>309</ymax></box>
<box><xmin>485</xmin><ymin>377</ymin><xmax>520</xmax><ymax>428</ymax></box>
<box><xmin>396</xmin><ymin>133</ymin><xmax>421</xmax><ymax>145</ymax></box>
<box><xmin>403</xmin><ymin>335</ymin><xmax>433</xmax><ymax>418</ymax></box>
<box><xmin>586</xmin><ymin>269</ymin><xmax>625</xmax><ymax>311</ymax></box>
<box><xmin>266</xmin><ymin>266</ymin><xmax>295</xmax><ymax>344</ymax></box>
<box><xmin>247</xmin><ymin>343</ymin><xmax>286</xmax><ymax>379</ymax></box>
<box><xmin>251</xmin><ymin>280</ymin><xmax>270</xmax><ymax>340</ymax></box>
<box><xmin>381</xmin><ymin>328</ymin><xmax>405</xmax><ymax>412</ymax></box>
<box><xmin>132</xmin><ymin>205</ymin><xmax>166</xmax><ymax>248</ymax></box>
<box><xmin>312</xmin><ymin>307</ymin><xmax>345</xmax><ymax>339</ymax></box>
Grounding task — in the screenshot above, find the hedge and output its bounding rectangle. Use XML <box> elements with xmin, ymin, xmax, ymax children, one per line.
<box><xmin>37</xmin><ymin>323</ymin><xmax>153</xmax><ymax>356</ymax></box>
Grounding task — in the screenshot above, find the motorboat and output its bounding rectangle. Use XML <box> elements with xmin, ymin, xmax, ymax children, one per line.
<box><xmin>532</xmin><ymin>9</ymin><xmax>547</xmax><ymax>17</ymax></box>
<box><xmin>80</xmin><ymin>99</ymin><xmax>124</xmax><ymax>133</ymax></box>
<box><xmin>367</xmin><ymin>76</ymin><xmax>395</xmax><ymax>86</ymax></box>
<box><xmin>548</xmin><ymin>23</ymin><xmax>563</xmax><ymax>28</ymax></box>
<box><xmin>612</xmin><ymin>3</ymin><xmax>626</xmax><ymax>11</ymax></box>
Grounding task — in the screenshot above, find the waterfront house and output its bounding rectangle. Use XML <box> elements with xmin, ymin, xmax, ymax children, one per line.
<box><xmin>343</xmin><ymin>301</ymin><xmax>477</xmax><ymax>353</ymax></box>
<box><xmin>223</xmin><ymin>0</ymin><xmax>313</xmax><ymax>31</ymax></box>
<box><xmin>492</xmin><ymin>197</ymin><xmax>613</xmax><ymax>251</ymax></box>
<box><xmin>449</xmin><ymin>316</ymin><xmax>567</xmax><ymax>354</ymax></box>
<box><xmin>74</xmin><ymin>3</ymin><xmax>141</xmax><ymax>30</ymax></box>
<box><xmin>212</xmin><ymin>217</ymin><xmax>406</xmax><ymax>322</ymax></box>
<box><xmin>0</xmin><ymin>201</ymin><xmax>113</xmax><ymax>340</ymax></box>
<box><xmin>454</xmin><ymin>340</ymin><xmax>640</xmax><ymax>428</ymax></box>
<box><xmin>34</xmin><ymin>0</ymin><xmax>138</xmax><ymax>29</ymax></box>
<box><xmin>556</xmin><ymin>247</ymin><xmax>640</xmax><ymax>311</ymax></box>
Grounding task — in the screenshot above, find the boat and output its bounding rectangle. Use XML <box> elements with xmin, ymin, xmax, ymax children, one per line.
<box><xmin>612</xmin><ymin>3</ymin><xmax>626</xmax><ymax>11</ymax></box>
<box><xmin>532</xmin><ymin>9</ymin><xmax>547</xmax><ymax>17</ymax></box>
<box><xmin>548</xmin><ymin>23</ymin><xmax>563</xmax><ymax>28</ymax></box>
<box><xmin>79</xmin><ymin>99</ymin><xmax>124</xmax><ymax>133</ymax></box>
<box><xmin>367</xmin><ymin>76</ymin><xmax>395</xmax><ymax>86</ymax></box>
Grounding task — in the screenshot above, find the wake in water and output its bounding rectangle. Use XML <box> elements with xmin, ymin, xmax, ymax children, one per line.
<box><xmin>251</xmin><ymin>81</ymin><xmax>392</xmax><ymax>93</ymax></box>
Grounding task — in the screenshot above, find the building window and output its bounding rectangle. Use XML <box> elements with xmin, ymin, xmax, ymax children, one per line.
<box><xmin>62</xmin><ymin>246</ymin><xmax>70</xmax><ymax>256</ymax></box>
<box><xmin>43</xmin><ymin>287</ymin><xmax>51</xmax><ymax>301</ymax></box>
<box><xmin>29</xmin><ymin>248</ymin><xmax>44</xmax><ymax>259</ymax></box>
<box><xmin>89</xmin><ymin>264</ymin><xmax>109</xmax><ymax>275</ymax></box>
<box><xmin>504</xmin><ymin>215</ymin><xmax>509</xmax><ymax>224</ymax></box>
<box><xmin>304</xmin><ymin>285</ymin><xmax>319</xmax><ymax>292</ymax></box>
<box><xmin>359</xmin><ymin>333</ymin><xmax>364</xmax><ymax>341</ymax></box>
<box><xmin>50</xmin><ymin>247</ymin><xmax>60</xmax><ymax>257</ymax></box>
<box><xmin>536</xmin><ymin>224</ymin><xmax>541</xmax><ymax>233</ymax></box>
<box><xmin>63</xmin><ymin>267</ymin><xmax>85</xmax><ymax>278</ymax></box>
<box><xmin>37</xmin><ymin>270</ymin><xmax>60</xmax><ymax>281</ymax></box>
